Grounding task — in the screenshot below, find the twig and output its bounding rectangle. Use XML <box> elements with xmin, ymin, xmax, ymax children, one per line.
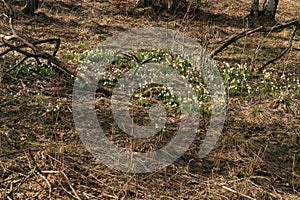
<box><xmin>35</xmin><ymin>169</ymin><xmax>53</xmax><ymax>200</ymax></box>
<box><xmin>0</xmin><ymin>0</ymin><xmax>75</xmax><ymax>77</ymax></box>
<box><xmin>5</xmin><ymin>167</ymin><xmax>36</xmax><ymax>199</ymax></box>
<box><xmin>0</xmin><ymin>38</ymin><xmax>61</xmax><ymax>56</ymax></box>
<box><xmin>210</xmin><ymin>18</ymin><xmax>300</xmax><ymax>58</ymax></box>
<box><xmin>5</xmin><ymin>56</ymin><xmax>28</xmax><ymax>73</ymax></box>
<box><xmin>40</xmin><ymin>170</ymin><xmax>60</xmax><ymax>174</ymax></box>
<box><xmin>61</xmin><ymin>170</ymin><xmax>82</xmax><ymax>200</ymax></box>
<box><xmin>2</xmin><ymin>38</ymin><xmax>75</xmax><ymax>75</ymax></box>
<box><xmin>27</xmin><ymin>149</ymin><xmax>53</xmax><ymax>199</ymax></box>
<box><xmin>210</xmin><ymin>26</ymin><xmax>264</xmax><ymax>58</ymax></box>
<box><xmin>258</xmin><ymin>25</ymin><xmax>297</xmax><ymax>71</ymax></box>
<box><xmin>221</xmin><ymin>185</ymin><xmax>257</xmax><ymax>200</ymax></box>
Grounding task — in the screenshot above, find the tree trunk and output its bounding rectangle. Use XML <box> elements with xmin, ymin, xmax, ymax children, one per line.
<box><xmin>22</xmin><ymin>0</ymin><xmax>39</xmax><ymax>16</ymax></box>
<box><xmin>263</xmin><ymin>0</ymin><xmax>279</xmax><ymax>20</ymax></box>
<box><xmin>248</xmin><ymin>0</ymin><xmax>279</xmax><ymax>26</ymax></box>
<box><xmin>250</xmin><ymin>0</ymin><xmax>259</xmax><ymax>17</ymax></box>
<box><xmin>136</xmin><ymin>0</ymin><xmax>188</xmax><ymax>11</ymax></box>
<box><xmin>136</xmin><ymin>0</ymin><xmax>173</xmax><ymax>9</ymax></box>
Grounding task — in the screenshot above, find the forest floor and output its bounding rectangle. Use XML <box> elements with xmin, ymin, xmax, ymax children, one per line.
<box><xmin>0</xmin><ymin>0</ymin><xmax>299</xmax><ymax>199</ymax></box>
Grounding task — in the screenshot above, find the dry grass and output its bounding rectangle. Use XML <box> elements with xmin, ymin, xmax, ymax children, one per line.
<box><xmin>0</xmin><ymin>0</ymin><xmax>299</xmax><ymax>199</ymax></box>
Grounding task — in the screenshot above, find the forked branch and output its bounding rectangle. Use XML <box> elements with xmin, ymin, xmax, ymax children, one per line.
<box><xmin>258</xmin><ymin>25</ymin><xmax>297</xmax><ymax>71</ymax></box>
<box><xmin>0</xmin><ymin>0</ymin><xmax>76</xmax><ymax>77</ymax></box>
<box><xmin>210</xmin><ymin>18</ymin><xmax>300</xmax><ymax>68</ymax></box>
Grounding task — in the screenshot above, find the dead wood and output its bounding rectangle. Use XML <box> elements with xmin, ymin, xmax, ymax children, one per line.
<box><xmin>0</xmin><ymin>0</ymin><xmax>76</xmax><ymax>77</ymax></box>
<box><xmin>258</xmin><ymin>25</ymin><xmax>297</xmax><ymax>72</ymax></box>
<box><xmin>210</xmin><ymin>18</ymin><xmax>300</xmax><ymax>69</ymax></box>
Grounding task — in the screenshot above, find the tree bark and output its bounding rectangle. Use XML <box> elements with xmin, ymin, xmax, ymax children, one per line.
<box><xmin>248</xmin><ymin>0</ymin><xmax>279</xmax><ymax>26</ymax></box>
<box><xmin>136</xmin><ymin>0</ymin><xmax>188</xmax><ymax>11</ymax></box>
<box><xmin>250</xmin><ymin>0</ymin><xmax>259</xmax><ymax>17</ymax></box>
<box><xmin>262</xmin><ymin>0</ymin><xmax>279</xmax><ymax>20</ymax></box>
<box><xmin>136</xmin><ymin>0</ymin><xmax>173</xmax><ymax>9</ymax></box>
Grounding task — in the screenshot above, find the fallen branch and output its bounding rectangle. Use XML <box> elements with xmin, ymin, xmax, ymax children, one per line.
<box><xmin>210</xmin><ymin>26</ymin><xmax>264</xmax><ymax>58</ymax></box>
<box><xmin>258</xmin><ymin>25</ymin><xmax>297</xmax><ymax>71</ymax></box>
<box><xmin>0</xmin><ymin>0</ymin><xmax>76</xmax><ymax>77</ymax></box>
<box><xmin>210</xmin><ymin>18</ymin><xmax>300</xmax><ymax>58</ymax></box>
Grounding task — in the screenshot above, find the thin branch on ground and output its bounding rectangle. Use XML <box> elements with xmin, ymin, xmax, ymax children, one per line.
<box><xmin>210</xmin><ymin>18</ymin><xmax>300</xmax><ymax>59</ymax></box>
<box><xmin>0</xmin><ymin>0</ymin><xmax>76</xmax><ymax>77</ymax></box>
<box><xmin>27</xmin><ymin>150</ymin><xmax>53</xmax><ymax>199</ymax></box>
<box><xmin>258</xmin><ymin>25</ymin><xmax>297</xmax><ymax>71</ymax></box>
<box><xmin>60</xmin><ymin>170</ymin><xmax>82</xmax><ymax>200</ymax></box>
<box><xmin>221</xmin><ymin>185</ymin><xmax>257</xmax><ymax>200</ymax></box>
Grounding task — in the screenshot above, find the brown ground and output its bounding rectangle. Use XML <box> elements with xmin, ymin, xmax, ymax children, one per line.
<box><xmin>0</xmin><ymin>0</ymin><xmax>299</xmax><ymax>199</ymax></box>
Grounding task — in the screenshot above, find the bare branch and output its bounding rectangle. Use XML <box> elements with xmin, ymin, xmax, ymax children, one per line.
<box><xmin>0</xmin><ymin>0</ymin><xmax>76</xmax><ymax>77</ymax></box>
<box><xmin>258</xmin><ymin>25</ymin><xmax>297</xmax><ymax>71</ymax></box>
<box><xmin>210</xmin><ymin>26</ymin><xmax>264</xmax><ymax>58</ymax></box>
<box><xmin>5</xmin><ymin>57</ymin><xmax>29</xmax><ymax>74</ymax></box>
<box><xmin>210</xmin><ymin>18</ymin><xmax>300</xmax><ymax>58</ymax></box>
